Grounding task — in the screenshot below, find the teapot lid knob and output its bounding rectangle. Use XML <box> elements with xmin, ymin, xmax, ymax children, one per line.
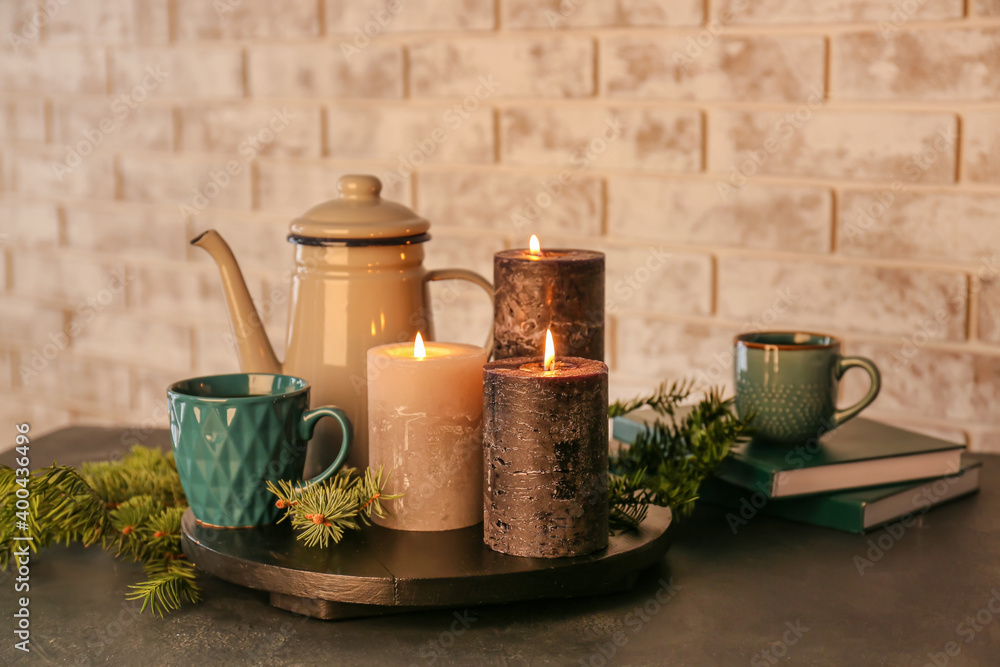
<box><xmin>289</xmin><ymin>173</ymin><xmax>429</xmax><ymax>243</ymax></box>
<box><xmin>338</xmin><ymin>174</ymin><xmax>382</xmax><ymax>201</ymax></box>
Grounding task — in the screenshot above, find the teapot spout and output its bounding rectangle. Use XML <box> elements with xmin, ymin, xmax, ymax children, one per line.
<box><xmin>191</xmin><ymin>230</ymin><xmax>281</xmax><ymax>374</ymax></box>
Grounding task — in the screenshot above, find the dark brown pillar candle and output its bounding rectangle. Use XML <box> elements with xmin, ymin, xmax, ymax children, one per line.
<box><xmin>493</xmin><ymin>247</ymin><xmax>605</xmax><ymax>361</ymax></box>
<box><xmin>483</xmin><ymin>355</ymin><xmax>609</xmax><ymax>558</ymax></box>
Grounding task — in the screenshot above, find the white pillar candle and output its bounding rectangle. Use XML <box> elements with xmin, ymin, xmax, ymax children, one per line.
<box><xmin>367</xmin><ymin>335</ymin><xmax>489</xmax><ymax>531</ymax></box>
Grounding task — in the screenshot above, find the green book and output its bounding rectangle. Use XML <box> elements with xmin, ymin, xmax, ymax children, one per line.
<box><xmin>612</xmin><ymin>410</ymin><xmax>966</xmax><ymax>498</ymax></box>
<box><xmin>697</xmin><ymin>462</ymin><xmax>981</xmax><ymax>533</ymax></box>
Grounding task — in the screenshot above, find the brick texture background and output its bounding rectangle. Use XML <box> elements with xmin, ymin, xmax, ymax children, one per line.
<box><xmin>0</xmin><ymin>0</ymin><xmax>998</xmax><ymax>450</ymax></box>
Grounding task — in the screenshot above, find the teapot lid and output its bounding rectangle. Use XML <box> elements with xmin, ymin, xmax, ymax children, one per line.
<box><xmin>288</xmin><ymin>174</ymin><xmax>431</xmax><ymax>246</ymax></box>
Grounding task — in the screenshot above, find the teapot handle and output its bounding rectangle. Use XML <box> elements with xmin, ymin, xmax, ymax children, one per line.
<box><xmin>423</xmin><ymin>269</ymin><xmax>494</xmax><ymax>357</ymax></box>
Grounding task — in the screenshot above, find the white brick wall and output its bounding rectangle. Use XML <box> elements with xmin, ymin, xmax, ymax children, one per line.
<box><xmin>1</xmin><ymin>0</ymin><xmax>999</xmax><ymax>450</ymax></box>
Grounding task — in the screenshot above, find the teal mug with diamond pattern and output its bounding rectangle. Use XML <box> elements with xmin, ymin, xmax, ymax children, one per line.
<box><xmin>168</xmin><ymin>373</ymin><xmax>352</xmax><ymax>528</ymax></box>
<box><xmin>734</xmin><ymin>332</ymin><xmax>881</xmax><ymax>445</ymax></box>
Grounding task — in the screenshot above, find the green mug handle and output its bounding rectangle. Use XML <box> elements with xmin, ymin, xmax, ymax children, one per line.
<box><xmin>298</xmin><ymin>406</ymin><xmax>353</xmax><ymax>486</ymax></box>
<box><xmin>833</xmin><ymin>356</ymin><xmax>881</xmax><ymax>428</ymax></box>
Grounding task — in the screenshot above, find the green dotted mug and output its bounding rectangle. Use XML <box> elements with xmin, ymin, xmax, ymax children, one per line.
<box><xmin>168</xmin><ymin>373</ymin><xmax>352</xmax><ymax>528</ymax></box>
<box><xmin>734</xmin><ymin>332</ymin><xmax>881</xmax><ymax>445</ymax></box>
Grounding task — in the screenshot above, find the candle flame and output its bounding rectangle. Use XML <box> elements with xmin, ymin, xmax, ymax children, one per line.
<box><xmin>413</xmin><ymin>332</ymin><xmax>426</xmax><ymax>359</ymax></box>
<box><xmin>529</xmin><ymin>235</ymin><xmax>541</xmax><ymax>256</ymax></box>
<box><xmin>543</xmin><ymin>329</ymin><xmax>555</xmax><ymax>371</ymax></box>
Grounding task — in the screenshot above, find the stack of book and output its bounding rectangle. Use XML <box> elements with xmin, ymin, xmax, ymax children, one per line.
<box><xmin>613</xmin><ymin>410</ymin><xmax>979</xmax><ymax>534</ymax></box>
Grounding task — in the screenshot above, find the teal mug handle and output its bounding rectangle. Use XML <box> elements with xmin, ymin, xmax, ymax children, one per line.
<box><xmin>298</xmin><ymin>406</ymin><xmax>353</xmax><ymax>485</ymax></box>
<box><xmin>833</xmin><ymin>356</ymin><xmax>881</xmax><ymax>428</ymax></box>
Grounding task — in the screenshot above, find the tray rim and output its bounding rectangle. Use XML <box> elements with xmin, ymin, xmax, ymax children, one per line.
<box><xmin>181</xmin><ymin>505</ymin><xmax>673</xmax><ymax>609</ymax></box>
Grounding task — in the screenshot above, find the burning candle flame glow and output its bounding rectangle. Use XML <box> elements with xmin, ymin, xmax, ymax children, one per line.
<box><xmin>529</xmin><ymin>235</ymin><xmax>541</xmax><ymax>256</ymax></box>
<box><xmin>413</xmin><ymin>331</ymin><xmax>426</xmax><ymax>359</ymax></box>
<box><xmin>543</xmin><ymin>329</ymin><xmax>555</xmax><ymax>371</ymax></box>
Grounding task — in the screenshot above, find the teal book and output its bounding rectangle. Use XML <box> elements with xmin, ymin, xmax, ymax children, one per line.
<box><xmin>697</xmin><ymin>462</ymin><xmax>981</xmax><ymax>533</ymax></box>
<box><xmin>612</xmin><ymin>410</ymin><xmax>966</xmax><ymax>498</ymax></box>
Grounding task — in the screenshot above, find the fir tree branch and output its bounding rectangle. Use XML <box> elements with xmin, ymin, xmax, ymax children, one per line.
<box><xmin>82</xmin><ymin>446</ymin><xmax>185</xmax><ymax>508</ymax></box>
<box><xmin>608</xmin><ymin>469</ymin><xmax>653</xmax><ymax>532</ymax></box>
<box><xmin>266</xmin><ymin>466</ymin><xmax>400</xmax><ymax>548</ymax></box>
<box><xmin>0</xmin><ymin>448</ymin><xmax>198</xmax><ymax>616</ymax></box>
<box><xmin>355</xmin><ymin>466</ymin><xmax>401</xmax><ymax>525</ymax></box>
<box><xmin>608</xmin><ymin>382</ymin><xmax>752</xmax><ymax>530</ymax></box>
<box><xmin>608</xmin><ymin>379</ymin><xmax>695</xmax><ymax>419</ymax></box>
<box><xmin>127</xmin><ymin>558</ymin><xmax>201</xmax><ymax>617</ymax></box>
<box><xmin>3</xmin><ymin>448</ymin><xmax>398</xmax><ymax>615</ymax></box>
<box><xmin>0</xmin><ymin>465</ymin><xmax>111</xmax><ymax>567</ymax></box>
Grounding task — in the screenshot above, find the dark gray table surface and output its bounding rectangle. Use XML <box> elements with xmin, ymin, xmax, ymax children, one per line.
<box><xmin>3</xmin><ymin>427</ymin><xmax>999</xmax><ymax>666</ymax></box>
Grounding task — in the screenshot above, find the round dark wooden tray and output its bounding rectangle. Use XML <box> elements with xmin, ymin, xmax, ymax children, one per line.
<box><xmin>181</xmin><ymin>506</ymin><xmax>673</xmax><ymax>620</ymax></box>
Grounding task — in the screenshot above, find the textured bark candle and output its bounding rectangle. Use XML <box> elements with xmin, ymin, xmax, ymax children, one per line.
<box><xmin>367</xmin><ymin>338</ymin><xmax>489</xmax><ymax>531</ymax></box>
<box><xmin>482</xmin><ymin>356</ymin><xmax>609</xmax><ymax>558</ymax></box>
<box><xmin>493</xmin><ymin>248</ymin><xmax>605</xmax><ymax>361</ymax></box>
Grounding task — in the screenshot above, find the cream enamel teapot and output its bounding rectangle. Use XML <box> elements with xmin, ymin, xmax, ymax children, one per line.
<box><xmin>192</xmin><ymin>174</ymin><xmax>493</xmax><ymax>471</ymax></box>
